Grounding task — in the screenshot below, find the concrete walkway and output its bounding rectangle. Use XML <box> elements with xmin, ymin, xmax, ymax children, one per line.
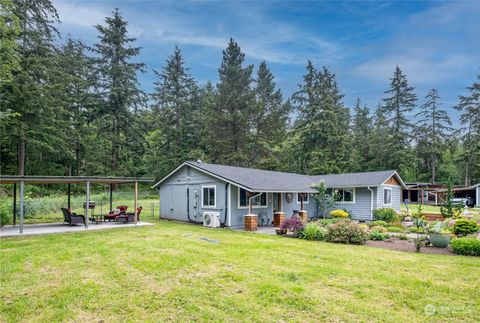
<box><xmin>0</xmin><ymin>221</ymin><xmax>154</xmax><ymax>238</ymax></box>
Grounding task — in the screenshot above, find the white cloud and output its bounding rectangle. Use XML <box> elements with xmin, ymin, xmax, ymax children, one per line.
<box><xmin>53</xmin><ymin>0</ymin><xmax>108</xmax><ymax>28</ymax></box>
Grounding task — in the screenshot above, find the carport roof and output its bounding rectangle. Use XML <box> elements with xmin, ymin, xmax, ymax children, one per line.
<box><xmin>0</xmin><ymin>175</ymin><xmax>154</xmax><ymax>184</ymax></box>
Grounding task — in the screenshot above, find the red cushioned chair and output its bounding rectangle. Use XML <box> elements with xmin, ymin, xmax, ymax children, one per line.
<box><xmin>105</xmin><ymin>205</ymin><xmax>128</xmax><ymax>221</ymax></box>
<box><xmin>116</xmin><ymin>207</ymin><xmax>142</xmax><ymax>224</ymax></box>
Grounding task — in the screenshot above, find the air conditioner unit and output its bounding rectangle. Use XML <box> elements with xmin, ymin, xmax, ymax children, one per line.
<box><xmin>203</xmin><ymin>211</ymin><xmax>220</xmax><ymax>228</ymax></box>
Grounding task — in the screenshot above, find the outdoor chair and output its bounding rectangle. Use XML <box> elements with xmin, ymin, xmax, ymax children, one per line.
<box><xmin>61</xmin><ymin>208</ymin><xmax>86</xmax><ymax>226</ymax></box>
<box><xmin>105</xmin><ymin>205</ymin><xmax>128</xmax><ymax>221</ymax></box>
<box><xmin>116</xmin><ymin>207</ymin><xmax>142</xmax><ymax>224</ymax></box>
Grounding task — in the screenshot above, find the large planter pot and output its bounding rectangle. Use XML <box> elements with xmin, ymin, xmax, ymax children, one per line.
<box><xmin>429</xmin><ymin>233</ymin><xmax>451</xmax><ymax>248</ymax></box>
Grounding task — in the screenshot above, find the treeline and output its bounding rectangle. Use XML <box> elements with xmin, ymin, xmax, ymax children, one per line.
<box><xmin>1</xmin><ymin>1</ymin><xmax>479</xmax><ymax>185</ymax></box>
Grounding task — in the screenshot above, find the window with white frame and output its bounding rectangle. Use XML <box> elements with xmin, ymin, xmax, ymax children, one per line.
<box><xmin>296</xmin><ymin>193</ymin><xmax>309</xmax><ymax>204</ymax></box>
<box><xmin>383</xmin><ymin>187</ymin><xmax>392</xmax><ymax>205</ymax></box>
<box><xmin>238</xmin><ymin>188</ymin><xmax>267</xmax><ymax>208</ymax></box>
<box><xmin>333</xmin><ymin>188</ymin><xmax>355</xmax><ymax>203</ymax></box>
<box><xmin>202</xmin><ymin>186</ymin><xmax>216</xmax><ymax>208</ymax></box>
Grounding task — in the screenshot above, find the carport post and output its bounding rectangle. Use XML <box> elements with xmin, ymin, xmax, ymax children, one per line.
<box><xmin>109</xmin><ymin>183</ymin><xmax>113</xmax><ymax>211</ymax></box>
<box><xmin>19</xmin><ymin>181</ymin><xmax>24</xmax><ymax>234</ymax></box>
<box><xmin>134</xmin><ymin>181</ymin><xmax>138</xmax><ymax>223</ymax></box>
<box><xmin>13</xmin><ymin>183</ymin><xmax>16</xmax><ymax>226</ymax></box>
<box><xmin>85</xmin><ymin>181</ymin><xmax>90</xmax><ymax>228</ymax></box>
<box><xmin>67</xmin><ymin>184</ymin><xmax>71</xmax><ymax>209</ymax></box>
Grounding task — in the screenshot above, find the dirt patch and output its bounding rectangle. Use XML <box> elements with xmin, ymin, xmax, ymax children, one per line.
<box><xmin>366</xmin><ymin>238</ymin><xmax>456</xmax><ymax>255</ymax></box>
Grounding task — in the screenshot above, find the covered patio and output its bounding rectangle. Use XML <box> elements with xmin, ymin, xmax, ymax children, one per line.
<box><xmin>0</xmin><ymin>175</ymin><xmax>154</xmax><ymax>236</ymax></box>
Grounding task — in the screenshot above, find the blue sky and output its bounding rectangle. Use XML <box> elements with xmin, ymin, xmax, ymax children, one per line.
<box><xmin>53</xmin><ymin>0</ymin><xmax>479</xmax><ymax>123</ymax></box>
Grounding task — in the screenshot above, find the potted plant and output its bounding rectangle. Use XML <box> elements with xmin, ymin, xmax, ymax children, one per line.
<box><xmin>429</xmin><ymin>221</ymin><xmax>451</xmax><ymax>248</ymax></box>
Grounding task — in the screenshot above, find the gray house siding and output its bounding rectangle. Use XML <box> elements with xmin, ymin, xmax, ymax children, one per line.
<box><xmin>336</xmin><ymin>187</ymin><xmax>373</xmax><ymax>221</ymax></box>
<box><xmin>376</xmin><ymin>185</ymin><xmax>402</xmax><ymax>211</ymax></box>
<box><xmin>476</xmin><ymin>186</ymin><xmax>479</xmax><ymax>207</ymax></box>
<box><xmin>159</xmin><ymin>165</ymin><xmax>227</xmax><ymax>223</ymax></box>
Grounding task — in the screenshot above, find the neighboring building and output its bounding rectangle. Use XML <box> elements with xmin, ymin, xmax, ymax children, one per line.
<box><xmin>452</xmin><ymin>184</ymin><xmax>479</xmax><ymax>208</ymax></box>
<box><xmin>402</xmin><ymin>182</ymin><xmax>447</xmax><ymax>205</ymax></box>
<box><xmin>152</xmin><ymin>161</ymin><xmax>406</xmax><ymax>228</ymax></box>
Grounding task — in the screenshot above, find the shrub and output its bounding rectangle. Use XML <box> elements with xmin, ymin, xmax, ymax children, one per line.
<box><xmin>325</xmin><ymin>220</ymin><xmax>368</xmax><ymax>244</ymax></box>
<box><xmin>369</xmin><ymin>220</ymin><xmax>388</xmax><ymax>227</ymax></box>
<box><xmin>370</xmin><ymin>225</ymin><xmax>387</xmax><ymax>233</ymax></box>
<box><xmin>280</xmin><ymin>216</ymin><xmax>304</xmax><ymax>233</ymax></box>
<box><xmin>373</xmin><ymin>208</ymin><xmax>398</xmax><ymax>223</ymax></box>
<box><xmin>408</xmin><ymin>227</ymin><xmax>425</xmax><ymax>234</ymax></box>
<box><xmin>298</xmin><ymin>222</ymin><xmax>327</xmax><ymax>241</ymax></box>
<box><xmin>318</xmin><ymin>218</ymin><xmax>345</xmax><ymax>227</ymax></box>
<box><xmin>398</xmin><ymin>234</ymin><xmax>408</xmax><ymax>240</ymax></box>
<box><xmin>369</xmin><ymin>230</ymin><xmax>389</xmax><ymax>241</ymax></box>
<box><xmin>330</xmin><ymin>209</ymin><xmax>349</xmax><ymax>218</ymax></box>
<box><xmin>451</xmin><ymin>238</ymin><xmax>480</xmax><ymax>256</ymax></box>
<box><xmin>387</xmin><ymin>226</ymin><xmax>403</xmax><ymax>233</ymax></box>
<box><xmin>452</xmin><ymin>219</ymin><xmax>480</xmax><ymax>236</ymax></box>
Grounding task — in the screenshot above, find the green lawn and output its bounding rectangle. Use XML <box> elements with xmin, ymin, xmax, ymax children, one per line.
<box><xmin>401</xmin><ymin>204</ymin><xmax>480</xmax><ymax>215</ymax></box>
<box><xmin>1</xmin><ymin>221</ymin><xmax>479</xmax><ymax>322</ymax></box>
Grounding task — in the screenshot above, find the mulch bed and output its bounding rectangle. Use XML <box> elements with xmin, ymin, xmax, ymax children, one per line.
<box><xmin>366</xmin><ymin>238</ymin><xmax>456</xmax><ymax>255</ymax></box>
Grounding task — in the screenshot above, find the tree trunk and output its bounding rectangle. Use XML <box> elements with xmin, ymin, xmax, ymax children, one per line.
<box><xmin>76</xmin><ymin>140</ymin><xmax>80</xmax><ymax>176</ymax></box>
<box><xmin>431</xmin><ymin>157</ymin><xmax>436</xmax><ymax>184</ymax></box>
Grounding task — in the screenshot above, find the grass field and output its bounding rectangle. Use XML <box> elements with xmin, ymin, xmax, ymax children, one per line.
<box><xmin>401</xmin><ymin>203</ymin><xmax>480</xmax><ymax>215</ymax></box>
<box><xmin>1</xmin><ymin>221</ymin><xmax>479</xmax><ymax>322</ymax></box>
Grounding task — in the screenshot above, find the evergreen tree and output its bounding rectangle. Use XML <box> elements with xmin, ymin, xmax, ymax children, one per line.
<box><xmin>292</xmin><ymin>62</ymin><xmax>351</xmax><ymax>174</ymax></box>
<box><xmin>455</xmin><ymin>72</ymin><xmax>480</xmax><ymax>185</ymax></box>
<box><xmin>0</xmin><ymin>0</ymin><xmax>63</xmax><ymax>175</ymax></box>
<box><xmin>146</xmin><ymin>46</ymin><xmax>200</xmax><ymax>178</ymax></box>
<box><xmin>208</xmin><ymin>39</ymin><xmax>255</xmax><ymax>165</ymax></box>
<box><xmin>381</xmin><ymin>66</ymin><xmax>417</xmax><ymax>174</ymax></box>
<box><xmin>0</xmin><ymin>0</ymin><xmax>21</xmax><ymax>89</ymax></box>
<box><xmin>250</xmin><ymin>61</ymin><xmax>289</xmax><ymax>168</ymax></box>
<box><xmin>368</xmin><ymin>106</ymin><xmax>390</xmax><ymax>170</ymax></box>
<box><xmin>351</xmin><ymin>99</ymin><xmax>373</xmax><ymax>172</ymax></box>
<box><xmin>92</xmin><ymin>8</ymin><xmax>145</xmax><ymax>175</ymax></box>
<box><xmin>414</xmin><ymin>88</ymin><xmax>452</xmax><ymax>183</ymax></box>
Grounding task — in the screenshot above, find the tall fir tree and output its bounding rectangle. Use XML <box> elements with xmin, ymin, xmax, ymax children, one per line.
<box><xmin>381</xmin><ymin>66</ymin><xmax>417</xmax><ymax>174</ymax></box>
<box><xmin>291</xmin><ymin>62</ymin><xmax>351</xmax><ymax>174</ymax></box>
<box><xmin>351</xmin><ymin>99</ymin><xmax>373</xmax><ymax>172</ymax></box>
<box><xmin>208</xmin><ymin>39</ymin><xmax>255</xmax><ymax>165</ymax></box>
<box><xmin>414</xmin><ymin>88</ymin><xmax>452</xmax><ymax>183</ymax></box>
<box><xmin>0</xmin><ymin>0</ymin><xmax>65</xmax><ymax>175</ymax></box>
<box><xmin>92</xmin><ymin>8</ymin><xmax>145</xmax><ymax>175</ymax></box>
<box><xmin>455</xmin><ymin>72</ymin><xmax>480</xmax><ymax>185</ymax></box>
<box><xmin>145</xmin><ymin>46</ymin><xmax>200</xmax><ymax>178</ymax></box>
<box><xmin>250</xmin><ymin>61</ymin><xmax>289</xmax><ymax>168</ymax></box>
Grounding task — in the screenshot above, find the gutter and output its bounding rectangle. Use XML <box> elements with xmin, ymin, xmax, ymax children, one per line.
<box><xmin>367</xmin><ymin>186</ymin><xmax>374</xmax><ymax>221</ymax></box>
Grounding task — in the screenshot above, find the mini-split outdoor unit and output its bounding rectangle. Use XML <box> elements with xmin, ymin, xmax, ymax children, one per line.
<box><xmin>203</xmin><ymin>211</ymin><xmax>220</xmax><ymax>228</ymax></box>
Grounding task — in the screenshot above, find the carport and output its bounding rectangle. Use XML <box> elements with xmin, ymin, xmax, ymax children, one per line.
<box><xmin>0</xmin><ymin>175</ymin><xmax>154</xmax><ymax>234</ymax></box>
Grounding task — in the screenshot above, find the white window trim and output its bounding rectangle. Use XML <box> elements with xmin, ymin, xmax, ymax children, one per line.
<box><xmin>201</xmin><ymin>185</ymin><xmax>216</xmax><ymax>209</ymax></box>
<box><xmin>333</xmin><ymin>188</ymin><xmax>356</xmax><ymax>204</ymax></box>
<box><xmin>238</xmin><ymin>188</ymin><xmax>268</xmax><ymax>209</ymax></box>
<box><xmin>296</xmin><ymin>193</ymin><xmax>309</xmax><ymax>204</ymax></box>
<box><xmin>383</xmin><ymin>187</ymin><xmax>392</xmax><ymax>206</ymax></box>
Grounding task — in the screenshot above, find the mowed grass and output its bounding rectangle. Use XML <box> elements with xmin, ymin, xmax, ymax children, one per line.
<box><xmin>1</xmin><ymin>221</ymin><xmax>479</xmax><ymax>322</ymax></box>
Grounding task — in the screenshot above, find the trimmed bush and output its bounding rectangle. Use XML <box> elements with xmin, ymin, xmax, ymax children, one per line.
<box><xmin>325</xmin><ymin>220</ymin><xmax>368</xmax><ymax>244</ymax></box>
<box><xmin>452</xmin><ymin>219</ymin><xmax>480</xmax><ymax>236</ymax></box>
<box><xmin>373</xmin><ymin>208</ymin><xmax>398</xmax><ymax>223</ymax></box>
<box><xmin>451</xmin><ymin>238</ymin><xmax>480</xmax><ymax>256</ymax></box>
<box><xmin>370</xmin><ymin>225</ymin><xmax>387</xmax><ymax>233</ymax></box>
<box><xmin>298</xmin><ymin>222</ymin><xmax>327</xmax><ymax>241</ymax></box>
<box><xmin>387</xmin><ymin>226</ymin><xmax>404</xmax><ymax>233</ymax></box>
<box><xmin>330</xmin><ymin>209</ymin><xmax>349</xmax><ymax>218</ymax></box>
<box><xmin>280</xmin><ymin>216</ymin><xmax>304</xmax><ymax>233</ymax></box>
<box><xmin>369</xmin><ymin>220</ymin><xmax>388</xmax><ymax>227</ymax></box>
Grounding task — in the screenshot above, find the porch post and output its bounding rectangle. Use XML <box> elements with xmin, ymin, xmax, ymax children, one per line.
<box><xmin>134</xmin><ymin>181</ymin><xmax>138</xmax><ymax>223</ymax></box>
<box><xmin>67</xmin><ymin>184</ymin><xmax>71</xmax><ymax>209</ymax></box>
<box><xmin>278</xmin><ymin>193</ymin><xmax>282</xmax><ymax>212</ymax></box>
<box><xmin>85</xmin><ymin>181</ymin><xmax>90</xmax><ymax>228</ymax></box>
<box><xmin>19</xmin><ymin>181</ymin><xmax>24</xmax><ymax>234</ymax></box>
<box><xmin>109</xmin><ymin>183</ymin><xmax>113</xmax><ymax>211</ymax></box>
<box><xmin>300</xmin><ymin>193</ymin><xmax>304</xmax><ymax>210</ymax></box>
<box><xmin>13</xmin><ymin>183</ymin><xmax>17</xmax><ymax>226</ymax></box>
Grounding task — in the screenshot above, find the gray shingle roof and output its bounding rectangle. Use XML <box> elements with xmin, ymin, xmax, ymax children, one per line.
<box><xmin>175</xmin><ymin>161</ymin><xmax>402</xmax><ymax>192</ymax></box>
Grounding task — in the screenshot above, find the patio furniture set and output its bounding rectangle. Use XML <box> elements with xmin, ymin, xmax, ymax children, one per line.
<box><xmin>61</xmin><ymin>206</ymin><xmax>142</xmax><ymax>226</ymax></box>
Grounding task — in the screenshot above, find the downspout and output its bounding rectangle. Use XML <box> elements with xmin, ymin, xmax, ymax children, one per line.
<box><xmin>221</xmin><ymin>183</ymin><xmax>229</xmax><ymax>227</ymax></box>
<box><xmin>249</xmin><ymin>193</ymin><xmax>263</xmax><ymax>214</ymax></box>
<box><xmin>367</xmin><ymin>186</ymin><xmax>374</xmax><ymax>221</ymax></box>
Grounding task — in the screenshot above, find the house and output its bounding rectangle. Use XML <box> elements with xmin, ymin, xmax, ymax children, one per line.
<box><xmin>152</xmin><ymin>161</ymin><xmax>407</xmax><ymax>228</ymax></box>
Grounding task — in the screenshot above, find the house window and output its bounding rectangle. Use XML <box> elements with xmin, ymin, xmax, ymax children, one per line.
<box><xmin>296</xmin><ymin>193</ymin><xmax>309</xmax><ymax>204</ymax></box>
<box><xmin>333</xmin><ymin>188</ymin><xmax>355</xmax><ymax>203</ymax></box>
<box><xmin>202</xmin><ymin>186</ymin><xmax>216</xmax><ymax>208</ymax></box>
<box><xmin>384</xmin><ymin>187</ymin><xmax>392</xmax><ymax>205</ymax></box>
<box><xmin>238</xmin><ymin>188</ymin><xmax>267</xmax><ymax>208</ymax></box>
